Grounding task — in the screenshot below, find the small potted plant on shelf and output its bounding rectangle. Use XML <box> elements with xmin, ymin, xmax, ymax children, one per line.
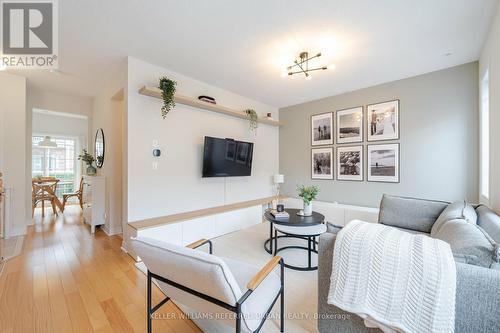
<box><xmin>297</xmin><ymin>185</ymin><xmax>319</xmax><ymax>216</ymax></box>
<box><xmin>78</xmin><ymin>149</ymin><xmax>96</xmax><ymax>176</ymax></box>
<box><xmin>244</xmin><ymin>109</ymin><xmax>258</xmax><ymax>132</ymax></box>
<box><xmin>158</xmin><ymin>76</ymin><xmax>177</xmax><ymax>119</ymax></box>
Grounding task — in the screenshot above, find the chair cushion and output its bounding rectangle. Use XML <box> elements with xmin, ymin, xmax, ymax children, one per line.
<box><xmin>132</xmin><ymin>237</ymin><xmax>282</xmax><ymax>332</ymax></box>
<box><xmin>222</xmin><ymin>257</ymin><xmax>282</xmax><ymax>332</ymax></box>
<box><xmin>378</xmin><ymin>194</ymin><xmax>449</xmax><ymax>233</ymax></box>
<box><xmin>274</xmin><ymin>223</ymin><xmax>327</xmax><ymax>236</ymax></box>
<box><xmin>477</xmin><ymin>205</ymin><xmax>500</xmax><ymax>243</ymax></box>
<box><xmin>131</xmin><ymin>237</ymin><xmax>242</xmax><ymax>306</ymax></box>
<box><xmin>432</xmin><ymin>218</ymin><xmax>497</xmax><ymax>268</ymax></box>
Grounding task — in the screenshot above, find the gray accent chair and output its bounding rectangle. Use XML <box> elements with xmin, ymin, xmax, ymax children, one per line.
<box><xmin>318</xmin><ymin>195</ymin><xmax>500</xmax><ymax>333</ymax></box>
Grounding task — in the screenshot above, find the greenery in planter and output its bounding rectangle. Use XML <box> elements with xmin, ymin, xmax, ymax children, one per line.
<box><xmin>244</xmin><ymin>109</ymin><xmax>258</xmax><ymax>132</ymax></box>
<box><xmin>297</xmin><ymin>185</ymin><xmax>320</xmax><ymax>204</ymax></box>
<box><xmin>78</xmin><ymin>149</ymin><xmax>95</xmax><ymax>166</ymax></box>
<box><xmin>158</xmin><ymin>76</ymin><xmax>177</xmax><ymax>119</ymax></box>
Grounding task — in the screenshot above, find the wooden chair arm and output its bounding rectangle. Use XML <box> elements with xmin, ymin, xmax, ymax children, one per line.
<box><xmin>246</xmin><ymin>256</ymin><xmax>282</xmax><ymax>291</ymax></box>
<box><xmin>186</xmin><ymin>239</ymin><xmax>213</xmax><ymax>253</ymax></box>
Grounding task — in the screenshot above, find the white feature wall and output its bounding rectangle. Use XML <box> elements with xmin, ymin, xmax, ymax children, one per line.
<box><xmin>480</xmin><ymin>3</ymin><xmax>500</xmax><ymax>214</ymax></box>
<box><xmin>0</xmin><ymin>73</ymin><xmax>27</xmax><ymax>237</ymax></box>
<box><xmin>126</xmin><ymin>57</ymin><xmax>279</xmax><ymax>223</ymax></box>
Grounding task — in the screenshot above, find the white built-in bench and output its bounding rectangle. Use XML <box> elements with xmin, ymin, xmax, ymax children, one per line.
<box><xmin>126</xmin><ymin>196</ymin><xmax>379</xmax><ymax>260</ymax></box>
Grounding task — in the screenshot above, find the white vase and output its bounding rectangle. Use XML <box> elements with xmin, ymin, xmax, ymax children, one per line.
<box><xmin>303</xmin><ymin>201</ymin><xmax>313</xmax><ymax>216</ymax></box>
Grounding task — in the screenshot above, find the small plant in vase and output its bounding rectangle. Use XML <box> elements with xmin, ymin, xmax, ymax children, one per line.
<box><xmin>78</xmin><ymin>149</ymin><xmax>96</xmax><ymax>176</ymax></box>
<box><xmin>297</xmin><ymin>185</ymin><xmax>319</xmax><ymax>216</ymax></box>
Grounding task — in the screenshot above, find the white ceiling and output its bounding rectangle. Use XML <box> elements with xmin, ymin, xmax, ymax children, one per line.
<box><xmin>5</xmin><ymin>0</ymin><xmax>498</xmax><ymax>107</ymax></box>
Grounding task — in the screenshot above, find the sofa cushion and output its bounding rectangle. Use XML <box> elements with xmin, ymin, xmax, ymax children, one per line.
<box><xmin>432</xmin><ymin>218</ymin><xmax>497</xmax><ymax>268</ymax></box>
<box><xmin>477</xmin><ymin>205</ymin><xmax>500</xmax><ymax>243</ymax></box>
<box><xmin>431</xmin><ymin>201</ymin><xmax>473</xmax><ymax>235</ymax></box>
<box><xmin>378</xmin><ymin>194</ymin><xmax>449</xmax><ymax>233</ymax></box>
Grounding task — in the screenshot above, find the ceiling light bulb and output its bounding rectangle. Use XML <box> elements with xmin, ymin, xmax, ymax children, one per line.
<box><xmin>327</xmin><ymin>64</ymin><xmax>336</xmax><ymax>70</ymax></box>
<box><xmin>306</xmin><ymin>75</ymin><xmax>312</xmax><ymax>81</ymax></box>
<box><xmin>281</xmin><ymin>71</ymin><xmax>288</xmax><ymax>78</ymax></box>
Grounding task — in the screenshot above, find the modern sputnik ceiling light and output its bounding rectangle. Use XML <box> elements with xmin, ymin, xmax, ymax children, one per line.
<box><xmin>286</xmin><ymin>51</ymin><xmax>329</xmax><ymax>80</ymax></box>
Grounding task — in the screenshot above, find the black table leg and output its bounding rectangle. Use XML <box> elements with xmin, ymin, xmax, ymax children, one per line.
<box><xmin>269</xmin><ymin>221</ymin><xmax>273</xmax><ymax>254</ymax></box>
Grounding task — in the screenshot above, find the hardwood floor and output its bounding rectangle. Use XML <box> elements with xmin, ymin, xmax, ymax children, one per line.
<box><xmin>0</xmin><ymin>207</ymin><xmax>202</xmax><ymax>333</ymax></box>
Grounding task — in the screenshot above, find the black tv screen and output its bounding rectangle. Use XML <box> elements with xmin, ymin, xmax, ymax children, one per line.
<box><xmin>202</xmin><ymin>137</ymin><xmax>254</xmax><ymax>177</ymax></box>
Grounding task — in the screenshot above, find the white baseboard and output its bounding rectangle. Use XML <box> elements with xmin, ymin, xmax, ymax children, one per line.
<box><xmin>102</xmin><ymin>224</ymin><xmax>123</xmax><ymax>236</ymax></box>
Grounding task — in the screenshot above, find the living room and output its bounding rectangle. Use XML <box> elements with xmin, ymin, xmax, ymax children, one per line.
<box><xmin>0</xmin><ymin>1</ymin><xmax>499</xmax><ymax>333</ymax></box>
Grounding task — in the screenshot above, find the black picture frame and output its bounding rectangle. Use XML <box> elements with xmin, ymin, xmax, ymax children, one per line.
<box><xmin>366</xmin><ymin>99</ymin><xmax>400</xmax><ymax>142</ymax></box>
<box><xmin>311</xmin><ymin>112</ymin><xmax>334</xmax><ymax>146</ymax></box>
<box><xmin>336</xmin><ymin>106</ymin><xmax>364</xmax><ymax>144</ymax></box>
<box><xmin>311</xmin><ymin>147</ymin><xmax>334</xmax><ymax>180</ymax></box>
<box><xmin>366</xmin><ymin>143</ymin><xmax>400</xmax><ymax>183</ymax></box>
<box><xmin>337</xmin><ymin>145</ymin><xmax>364</xmax><ymax>181</ymax></box>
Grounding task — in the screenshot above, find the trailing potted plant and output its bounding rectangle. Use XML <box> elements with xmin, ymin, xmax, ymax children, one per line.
<box><xmin>244</xmin><ymin>109</ymin><xmax>258</xmax><ymax>132</ymax></box>
<box><xmin>78</xmin><ymin>149</ymin><xmax>96</xmax><ymax>176</ymax></box>
<box><xmin>158</xmin><ymin>76</ymin><xmax>177</xmax><ymax>119</ymax></box>
<box><xmin>297</xmin><ymin>185</ymin><xmax>319</xmax><ymax>216</ymax></box>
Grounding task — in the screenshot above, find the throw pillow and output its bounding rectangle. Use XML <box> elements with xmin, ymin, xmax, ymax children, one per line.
<box><xmin>431</xmin><ymin>201</ymin><xmax>474</xmax><ymax>235</ymax></box>
<box><xmin>463</xmin><ymin>204</ymin><xmax>478</xmax><ymax>225</ymax></box>
<box><xmin>432</xmin><ymin>218</ymin><xmax>497</xmax><ymax>268</ymax></box>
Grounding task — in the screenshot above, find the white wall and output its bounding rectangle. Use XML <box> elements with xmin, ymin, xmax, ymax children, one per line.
<box><xmin>32</xmin><ymin>111</ymin><xmax>88</xmax><ymax>139</ymax></box>
<box><xmin>126</xmin><ymin>57</ymin><xmax>279</xmax><ymax>224</ymax></box>
<box><xmin>0</xmin><ymin>73</ymin><xmax>27</xmax><ymax>236</ymax></box>
<box><xmin>480</xmin><ymin>3</ymin><xmax>500</xmax><ymax>213</ymax></box>
<box><xmin>91</xmin><ymin>60</ymin><xmax>127</xmax><ymax>237</ymax></box>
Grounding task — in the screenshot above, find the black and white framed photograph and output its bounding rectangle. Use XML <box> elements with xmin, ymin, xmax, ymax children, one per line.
<box><xmin>337</xmin><ymin>146</ymin><xmax>363</xmax><ymax>181</ymax></box>
<box><xmin>367</xmin><ymin>143</ymin><xmax>400</xmax><ymax>183</ymax></box>
<box><xmin>336</xmin><ymin>107</ymin><xmax>363</xmax><ymax>144</ymax></box>
<box><xmin>312</xmin><ymin>147</ymin><xmax>333</xmax><ymax>179</ymax></box>
<box><xmin>367</xmin><ymin>100</ymin><xmax>399</xmax><ymax>141</ymax></box>
<box><xmin>311</xmin><ymin>112</ymin><xmax>333</xmax><ymax>146</ymax></box>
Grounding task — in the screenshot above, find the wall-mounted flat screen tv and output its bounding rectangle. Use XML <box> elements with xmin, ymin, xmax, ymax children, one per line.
<box><xmin>202</xmin><ymin>136</ymin><xmax>254</xmax><ymax>177</ymax></box>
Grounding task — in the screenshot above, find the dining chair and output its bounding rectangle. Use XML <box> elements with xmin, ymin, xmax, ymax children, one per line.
<box><xmin>32</xmin><ymin>178</ymin><xmax>60</xmax><ymax>217</ymax></box>
<box><xmin>62</xmin><ymin>177</ymin><xmax>84</xmax><ymax>211</ymax></box>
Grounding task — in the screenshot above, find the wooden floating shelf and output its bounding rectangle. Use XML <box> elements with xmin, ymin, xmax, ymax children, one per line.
<box><xmin>139</xmin><ymin>86</ymin><xmax>283</xmax><ymax>126</ymax></box>
<box><xmin>129</xmin><ymin>195</ymin><xmax>287</xmax><ymax>231</ymax></box>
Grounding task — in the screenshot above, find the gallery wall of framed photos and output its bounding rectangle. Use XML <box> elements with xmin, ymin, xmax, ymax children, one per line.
<box><xmin>311</xmin><ymin>99</ymin><xmax>400</xmax><ymax>183</ymax></box>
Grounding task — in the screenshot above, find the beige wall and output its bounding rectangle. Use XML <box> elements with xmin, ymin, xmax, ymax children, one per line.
<box><xmin>480</xmin><ymin>3</ymin><xmax>500</xmax><ymax>213</ymax></box>
<box><xmin>279</xmin><ymin>63</ymin><xmax>479</xmax><ymax>207</ymax></box>
<box><xmin>0</xmin><ymin>73</ymin><xmax>28</xmax><ymax>236</ymax></box>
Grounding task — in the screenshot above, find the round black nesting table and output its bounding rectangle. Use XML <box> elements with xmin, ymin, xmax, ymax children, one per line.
<box><xmin>264</xmin><ymin>208</ymin><xmax>325</xmax><ymax>271</ymax></box>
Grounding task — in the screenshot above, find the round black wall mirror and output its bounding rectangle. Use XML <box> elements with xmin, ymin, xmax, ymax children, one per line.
<box><xmin>95</xmin><ymin>128</ymin><xmax>105</xmax><ymax>168</ymax></box>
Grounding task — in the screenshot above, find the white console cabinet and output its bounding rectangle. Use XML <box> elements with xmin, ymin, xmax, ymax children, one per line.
<box><xmin>82</xmin><ymin>176</ymin><xmax>106</xmax><ymax>233</ymax></box>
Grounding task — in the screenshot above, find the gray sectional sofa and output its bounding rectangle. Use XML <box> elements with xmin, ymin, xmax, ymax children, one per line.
<box><xmin>318</xmin><ymin>195</ymin><xmax>500</xmax><ymax>333</ymax></box>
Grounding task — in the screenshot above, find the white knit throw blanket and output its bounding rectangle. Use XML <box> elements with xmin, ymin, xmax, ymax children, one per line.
<box><xmin>328</xmin><ymin>220</ymin><xmax>456</xmax><ymax>333</ymax></box>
